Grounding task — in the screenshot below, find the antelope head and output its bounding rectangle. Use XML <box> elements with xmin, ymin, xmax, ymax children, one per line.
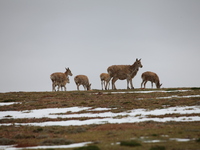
<box><xmin>136</xmin><ymin>58</ymin><xmax>143</xmax><ymax>68</ymax></box>
<box><xmin>65</xmin><ymin>67</ymin><xmax>73</xmax><ymax>76</ymax></box>
<box><xmin>156</xmin><ymin>82</ymin><xmax>162</xmax><ymax>89</ymax></box>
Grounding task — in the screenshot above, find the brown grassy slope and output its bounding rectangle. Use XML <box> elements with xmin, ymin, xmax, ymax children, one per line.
<box><xmin>0</xmin><ymin>88</ymin><xmax>200</xmax><ymax>111</ymax></box>
<box><xmin>0</xmin><ymin>88</ymin><xmax>200</xmax><ymax>150</ymax></box>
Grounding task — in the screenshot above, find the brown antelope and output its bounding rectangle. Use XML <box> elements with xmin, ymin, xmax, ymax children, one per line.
<box><xmin>74</xmin><ymin>75</ymin><xmax>91</xmax><ymax>91</ymax></box>
<box><xmin>141</xmin><ymin>71</ymin><xmax>162</xmax><ymax>89</ymax></box>
<box><xmin>107</xmin><ymin>58</ymin><xmax>143</xmax><ymax>90</ymax></box>
<box><xmin>100</xmin><ymin>73</ymin><xmax>110</xmax><ymax>90</ymax></box>
<box><xmin>54</xmin><ymin>76</ymin><xmax>69</xmax><ymax>91</ymax></box>
<box><xmin>50</xmin><ymin>68</ymin><xmax>73</xmax><ymax>91</ymax></box>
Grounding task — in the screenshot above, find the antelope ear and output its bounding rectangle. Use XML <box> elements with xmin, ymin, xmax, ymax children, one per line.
<box><xmin>65</xmin><ymin>67</ymin><xmax>69</xmax><ymax>70</ymax></box>
<box><xmin>139</xmin><ymin>58</ymin><xmax>141</xmax><ymax>61</ymax></box>
<box><xmin>136</xmin><ymin>58</ymin><xmax>138</xmax><ymax>61</ymax></box>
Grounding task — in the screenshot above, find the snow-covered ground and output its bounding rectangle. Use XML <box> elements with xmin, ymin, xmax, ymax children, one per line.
<box><xmin>101</xmin><ymin>89</ymin><xmax>190</xmax><ymax>94</ymax></box>
<box><xmin>0</xmin><ymin>105</ymin><xmax>199</xmax><ymax>126</ymax></box>
<box><xmin>0</xmin><ymin>142</ymin><xmax>92</xmax><ymax>150</ymax></box>
<box><xmin>0</xmin><ymin>102</ymin><xmax>21</xmax><ymax>106</ymax></box>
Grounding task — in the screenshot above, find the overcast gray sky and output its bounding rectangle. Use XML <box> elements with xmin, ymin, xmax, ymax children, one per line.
<box><xmin>0</xmin><ymin>0</ymin><xmax>200</xmax><ymax>92</ymax></box>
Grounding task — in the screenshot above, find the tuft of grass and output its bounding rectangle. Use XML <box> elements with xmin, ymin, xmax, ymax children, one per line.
<box><xmin>150</xmin><ymin>145</ymin><xmax>166</xmax><ymax>150</ymax></box>
<box><xmin>33</xmin><ymin>127</ymin><xmax>43</xmax><ymax>133</ymax></box>
<box><xmin>120</xmin><ymin>140</ymin><xmax>141</xmax><ymax>147</ymax></box>
<box><xmin>191</xmin><ymin>87</ymin><xmax>200</xmax><ymax>90</ymax></box>
<box><xmin>122</xmin><ymin>101</ymin><xmax>132</xmax><ymax>104</ymax></box>
<box><xmin>40</xmin><ymin>138</ymin><xmax>73</xmax><ymax>145</ymax></box>
<box><xmin>0</xmin><ymin>138</ymin><xmax>16</xmax><ymax>145</ymax></box>
<box><xmin>151</xmin><ymin>133</ymin><xmax>158</xmax><ymax>136</ymax></box>
<box><xmin>66</xmin><ymin>127</ymin><xmax>87</xmax><ymax>134</ymax></box>
<box><xmin>74</xmin><ymin>145</ymin><xmax>100</xmax><ymax>150</ymax></box>
<box><xmin>3</xmin><ymin>99</ymin><xmax>15</xmax><ymax>102</ymax></box>
<box><xmin>14</xmin><ymin>134</ymin><xmax>35</xmax><ymax>139</ymax></box>
<box><xmin>196</xmin><ymin>138</ymin><xmax>200</xmax><ymax>142</ymax></box>
<box><xmin>4</xmin><ymin>115</ymin><xmax>12</xmax><ymax>117</ymax></box>
<box><xmin>36</xmin><ymin>134</ymin><xmax>48</xmax><ymax>139</ymax></box>
<box><xmin>165</xmin><ymin>88</ymin><xmax>177</xmax><ymax>91</ymax></box>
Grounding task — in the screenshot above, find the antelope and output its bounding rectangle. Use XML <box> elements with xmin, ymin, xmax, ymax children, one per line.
<box><xmin>100</xmin><ymin>73</ymin><xmax>110</xmax><ymax>90</ymax></box>
<box><xmin>50</xmin><ymin>68</ymin><xmax>73</xmax><ymax>91</ymax></box>
<box><xmin>74</xmin><ymin>75</ymin><xmax>91</xmax><ymax>91</ymax></box>
<box><xmin>141</xmin><ymin>71</ymin><xmax>162</xmax><ymax>89</ymax></box>
<box><xmin>107</xmin><ymin>58</ymin><xmax>143</xmax><ymax>90</ymax></box>
<box><xmin>54</xmin><ymin>76</ymin><xmax>69</xmax><ymax>91</ymax></box>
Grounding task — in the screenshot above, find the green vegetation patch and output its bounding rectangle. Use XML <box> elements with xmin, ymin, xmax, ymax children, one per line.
<box><xmin>120</xmin><ymin>140</ymin><xmax>141</xmax><ymax>147</ymax></box>
<box><xmin>150</xmin><ymin>145</ymin><xmax>166</xmax><ymax>150</ymax></box>
<box><xmin>191</xmin><ymin>87</ymin><xmax>200</xmax><ymax>90</ymax></box>
<box><xmin>196</xmin><ymin>138</ymin><xmax>200</xmax><ymax>142</ymax></box>
<box><xmin>2</xmin><ymin>99</ymin><xmax>15</xmax><ymax>102</ymax></box>
<box><xmin>74</xmin><ymin>145</ymin><xmax>100</xmax><ymax>150</ymax></box>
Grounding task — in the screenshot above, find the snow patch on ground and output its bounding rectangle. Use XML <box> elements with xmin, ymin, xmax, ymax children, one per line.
<box><xmin>0</xmin><ymin>106</ymin><xmax>199</xmax><ymax>126</ymax></box>
<box><xmin>0</xmin><ymin>142</ymin><xmax>92</xmax><ymax>150</ymax></box>
<box><xmin>0</xmin><ymin>102</ymin><xmax>21</xmax><ymax>106</ymax></box>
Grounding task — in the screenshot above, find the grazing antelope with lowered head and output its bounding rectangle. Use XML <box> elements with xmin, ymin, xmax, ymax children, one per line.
<box><xmin>107</xmin><ymin>58</ymin><xmax>143</xmax><ymax>90</ymax></box>
<box><xmin>141</xmin><ymin>71</ymin><xmax>162</xmax><ymax>89</ymax></box>
<box><xmin>74</xmin><ymin>75</ymin><xmax>91</xmax><ymax>91</ymax></box>
<box><xmin>50</xmin><ymin>68</ymin><xmax>73</xmax><ymax>91</ymax></box>
<box><xmin>100</xmin><ymin>73</ymin><xmax>110</xmax><ymax>90</ymax></box>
